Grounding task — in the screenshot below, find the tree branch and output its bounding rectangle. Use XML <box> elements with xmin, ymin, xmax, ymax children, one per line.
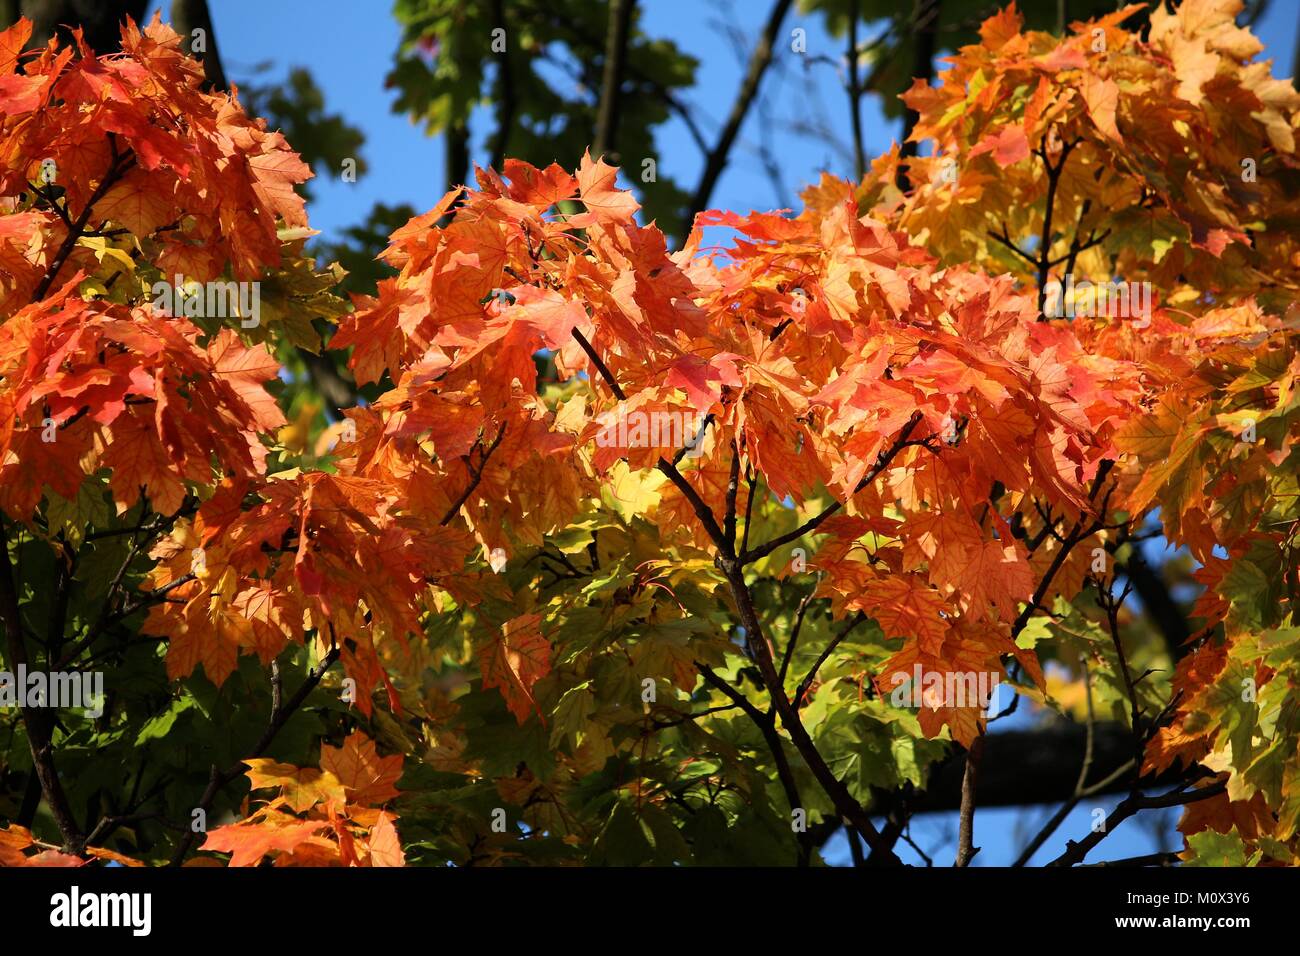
<box><xmin>1012</xmin><ymin>654</ymin><xmax>1103</xmax><ymax>865</ymax></box>
<box><xmin>721</xmin><ymin>561</ymin><xmax>896</xmax><ymax>860</ymax></box>
<box><xmin>489</xmin><ymin>0</ymin><xmax>516</xmax><ymax>173</ymax></box>
<box><xmin>988</xmin><ymin>224</ymin><xmax>1038</xmax><ymax>266</ymax></box>
<box><xmin>570</xmin><ymin>325</ymin><xmax>893</xmax><ymax>860</ymax></box>
<box><xmin>778</xmin><ymin>585</ymin><xmax>816</xmax><ymax>686</ymax></box>
<box><xmin>33</xmin><ymin>136</ymin><xmax>135</xmax><ymax>301</ymax></box>
<box><xmin>793</xmin><ymin>609</ymin><xmax>865</xmax><ymax>709</ymax></box>
<box><xmin>521</xmin><ymin>1</ymin><xmax>709</xmax><ymax>154</ymax></box>
<box><xmin>171</xmin><ymin>0</ymin><xmax>227</xmax><ymax>90</ymax></box>
<box><xmin>439</xmin><ymin>422</ymin><xmax>508</xmax><ymax>526</ymax></box>
<box><xmin>1034</xmin><ymin>137</ymin><xmax>1077</xmax><ymax>319</ymax></box>
<box><xmin>742</xmin><ymin>411</ymin><xmax>923</xmax><ymax>565</ymax></box>
<box><xmin>1081</xmin><ymin>851</ymin><xmax>1182</xmax><ymax>867</ymax></box>
<box><xmin>570</xmin><ymin>326</ymin><xmax>731</xmax><ymax>547</ymax></box>
<box><xmin>846</xmin><ymin>0</ymin><xmax>865</xmax><ymax>180</ymax></box>
<box><xmin>954</xmin><ymin>734</ymin><xmax>984</xmax><ymax>866</ymax></box>
<box><xmin>1120</xmin><ymin>546</ymin><xmax>1192</xmax><ymax>660</ymax></box>
<box><xmin>898</xmin><ymin>0</ymin><xmax>941</xmax><ymax>165</ymax></box>
<box><xmin>571</xmin><ymin>326</ymin><xmax>627</xmax><ymax>401</ymax></box>
<box><xmin>1046</xmin><ymin>779</ymin><xmax>1227</xmax><ymax>867</ymax></box>
<box><xmin>0</xmin><ymin>515</ymin><xmax>83</xmax><ymax>851</ymax></box>
<box><xmin>696</xmin><ymin>662</ymin><xmax>810</xmax><ymax>865</ymax></box>
<box><xmin>723</xmin><ymin>439</ymin><xmax>741</xmax><ymax>549</ymax></box>
<box><xmin>899</xmin><ymin>723</ymin><xmax>1164</xmax><ymax>814</ymax></box>
<box><xmin>57</xmin><ymin>573</ymin><xmax>196</xmax><ymax>671</ymax></box>
<box><xmin>685</xmin><ymin>0</ymin><xmax>794</xmax><ymax>227</ymax></box>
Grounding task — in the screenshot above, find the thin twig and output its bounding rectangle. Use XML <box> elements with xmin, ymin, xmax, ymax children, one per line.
<box><xmin>33</xmin><ymin>135</ymin><xmax>136</xmax><ymax>302</ymax></box>
<box><xmin>793</xmin><ymin>610</ymin><xmax>865</xmax><ymax>708</ymax></box>
<box><xmin>743</xmin><ymin>412</ymin><xmax>924</xmax><ymax>565</ymax></box>
<box><xmin>439</xmin><ymin>422</ymin><xmax>508</xmax><ymax>526</ymax></box>
<box><xmin>778</xmin><ymin>586</ymin><xmax>817</xmax><ymax>686</ymax></box>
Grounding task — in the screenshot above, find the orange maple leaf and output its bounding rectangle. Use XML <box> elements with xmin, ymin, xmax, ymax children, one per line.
<box><xmin>320</xmin><ymin>732</ymin><xmax>404</xmax><ymax>807</ymax></box>
<box><xmin>479</xmin><ymin>613</ymin><xmax>552</xmax><ymax>724</ymax></box>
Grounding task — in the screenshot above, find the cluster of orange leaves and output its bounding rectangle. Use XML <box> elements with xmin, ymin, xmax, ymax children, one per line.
<box><xmin>876</xmin><ymin>0</ymin><xmax>1300</xmax><ymax>293</ymax></box>
<box><xmin>857</xmin><ymin>0</ymin><xmax>1300</xmax><ymax>852</ymax></box>
<box><xmin>324</xmin><ymin>144</ymin><xmax>1161</xmax><ymax>742</ymax></box>
<box><xmin>0</xmin><ymin>12</ymin><xmax>305</xmax><ymax>519</ymax></box>
<box><xmin>200</xmin><ymin>732</ymin><xmax>405</xmax><ymax>867</ymax></box>
<box><xmin>0</xmin><ymin>16</ymin><xmax>309</xmax><ymax>299</ymax></box>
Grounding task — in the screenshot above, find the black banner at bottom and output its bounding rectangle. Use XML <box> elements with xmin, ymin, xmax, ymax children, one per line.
<box><xmin>0</xmin><ymin>864</ymin><xmax>1290</xmax><ymax>944</ymax></box>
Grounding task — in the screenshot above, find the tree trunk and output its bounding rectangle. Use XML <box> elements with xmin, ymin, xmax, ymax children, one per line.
<box><xmin>898</xmin><ymin>0</ymin><xmax>940</xmax><ymax>161</ymax></box>
<box><xmin>170</xmin><ymin>0</ymin><xmax>226</xmax><ymax>90</ymax></box>
<box><xmin>592</xmin><ymin>0</ymin><xmax>636</xmax><ymax>164</ymax></box>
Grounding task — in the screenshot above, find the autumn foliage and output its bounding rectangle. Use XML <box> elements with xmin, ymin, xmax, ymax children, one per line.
<box><xmin>1</xmin><ymin>2</ymin><xmax>1298</xmax><ymax>868</ymax></box>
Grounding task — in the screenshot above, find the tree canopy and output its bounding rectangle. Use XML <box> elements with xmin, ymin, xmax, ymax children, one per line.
<box><xmin>1</xmin><ymin>1</ymin><xmax>1298</xmax><ymax>870</ymax></box>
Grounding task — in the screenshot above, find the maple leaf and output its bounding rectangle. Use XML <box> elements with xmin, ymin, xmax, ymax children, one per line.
<box><xmin>664</xmin><ymin>352</ymin><xmax>743</xmax><ymax>414</ymax></box>
<box><xmin>503</xmin><ymin>158</ymin><xmax>578</xmax><ymax>208</ymax></box>
<box><xmin>1080</xmin><ymin>73</ymin><xmax>1123</xmax><ymax>143</ymax></box>
<box><xmin>970</xmin><ymin>124</ymin><xmax>1031</xmax><ymax>167</ymax></box>
<box><xmin>569</xmin><ymin>150</ymin><xmax>640</xmax><ymax>226</ymax></box>
<box><xmin>84</xmin><ymin>846</ymin><xmax>144</xmax><ymax>866</ymax></box>
<box><xmin>0</xmin><ymin>19</ymin><xmax>31</xmax><ymax>74</ymax></box>
<box><xmin>207</xmin><ymin>329</ymin><xmax>287</xmax><ymax>436</ymax></box>
<box><xmin>102</xmin><ymin>407</ymin><xmax>189</xmax><ymax>517</ymax></box>
<box><xmin>479</xmin><ymin>613</ymin><xmax>552</xmax><ymax>724</ymax></box>
<box><xmin>202</xmin><ymin>815</ymin><xmax>331</xmax><ymax>868</ymax></box>
<box><xmin>94</xmin><ymin>169</ymin><xmax>175</xmax><ymax>235</ymax></box>
<box><xmin>959</xmin><ymin>537</ymin><xmax>1035</xmax><ymax>624</ymax></box>
<box><xmin>167</xmin><ymin>601</ymin><xmax>245</xmax><ymax>688</ymax></box>
<box><xmin>319</xmin><ymin>732</ymin><xmax>403</xmax><ymax>807</ymax></box>
<box><xmin>26</xmin><ymin>850</ymin><xmax>87</xmax><ymax>867</ymax></box>
<box><xmin>0</xmin><ymin>824</ymin><xmax>36</xmax><ymax>867</ymax></box>
<box><xmin>244</xmin><ymin>759</ymin><xmax>347</xmax><ymax>813</ymax></box>
<box><xmin>852</xmin><ymin>573</ymin><xmax>951</xmax><ymax>652</ymax></box>
<box><xmin>0</xmin><ymin>67</ymin><xmax>51</xmax><ymax>114</ymax></box>
<box><xmin>366</xmin><ymin>811</ymin><xmax>406</xmax><ymax>868</ymax></box>
<box><xmin>1114</xmin><ymin>393</ymin><xmax>1207</xmax><ymax>514</ymax></box>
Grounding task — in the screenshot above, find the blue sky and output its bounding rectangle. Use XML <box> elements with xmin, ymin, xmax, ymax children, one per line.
<box><xmin>156</xmin><ymin>0</ymin><xmax>1300</xmax><ymax>866</ymax></box>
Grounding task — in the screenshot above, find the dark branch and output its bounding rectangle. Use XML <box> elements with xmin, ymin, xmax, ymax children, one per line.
<box><xmin>0</xmin><ymin>516</ymin><xmax>83</xmax><ymax>850</ymax></box>
<box><xmin>954</xmin><ymin>734</ymin><xmax>985</xmax><ymax>866</ymax></box>
<box><xmin>439</xmin><ymin>422</ymin><xmax>508</xmax><ymax>526</ymax></box>
<box><xmin>1047</xmin><ymin>779</ymin><xmax>1227</xmax><ymax>867</ymax></box>
<box><xmin>793</xmin><ymin>610</ymin><xmax>865</xmax><ymax>708</ymax></box>
<box><xmin>685</xmin><ymin>0</ymin><xmax>794</xmax><ymax>228</ymax></box>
